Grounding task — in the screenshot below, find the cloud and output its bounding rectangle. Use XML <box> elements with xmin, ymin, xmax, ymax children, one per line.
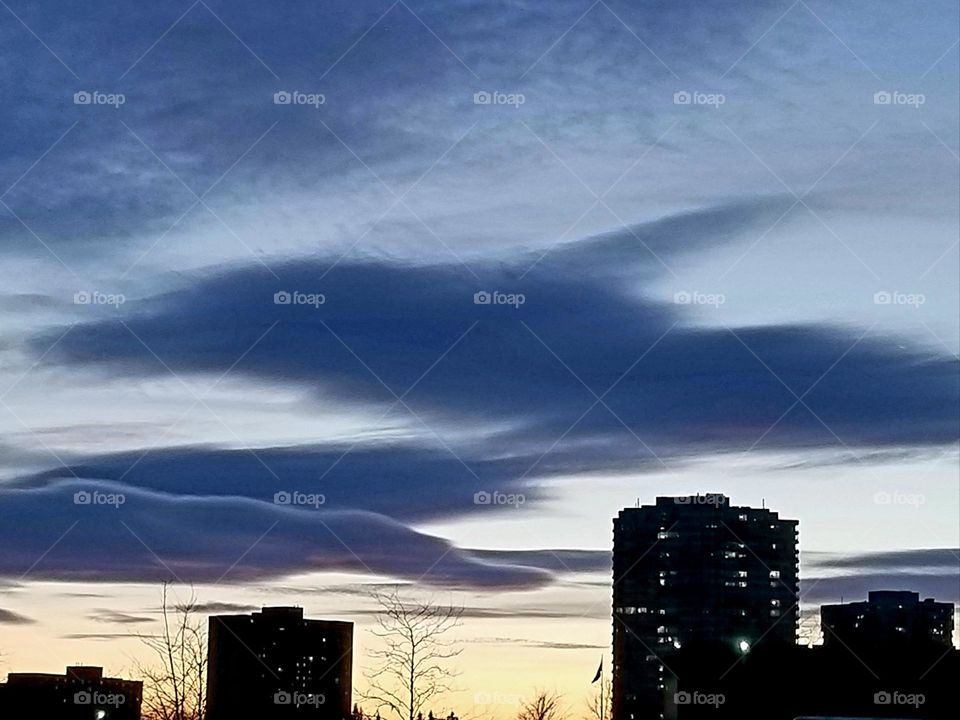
<box><xmin>466</xmin><ymin>549</ymin><xmax>611</xmax><ymax>575</ymax></box>
<box><xmin>32</xmin><ymin>198</ymin><xmax>959</xmax><ymax>472</ymax></box>
<box><xmin>0</xmin><ymin>479</ymin><xmax>553</xmax><ymax>590</ymax></box>
<box><xmin>801</xmin><ymin>573</ymin><xmax>960</xmax><ymax>605</ymax></box>
<box><xmin>59</xmin><ymin>633</ymin><xmax>141</xmax><ymax>641</ymax></box>
<box><xmin>801</xmin><ymin>547</ymin><xmax>960</xmax><ymax>604</ymax></box>
<box><xmin>6</xmin><ymin>198</ymin><xmax>953</xmax><ymax>594</ymax></box>
<box><xmin>188</xmin><ymin>601</ymin><xmax>260</xmax><ymax>614</ymax></box>
<box><xmin>88</xmin><ymin>609</ymin><xmax>153</xmax><ymax>624</ymax></box>
<box><xmin>465</xmin><ymin>637</ymin><xmax>606</xmax><ymax>650</ymax></box>
<box><xmin>0</xmin><ymin>608</ymin><xmax>35</xmax><ymax>625</ymax></box>
<box><xmin>17</xmin><ymin>442</ymin><xmax>540</xmax><ymax>523</ymax></box>
<box><xmin>807</xmin><ymin>548</ymin><xmax>960</xmax><ymax>572</ymax></box>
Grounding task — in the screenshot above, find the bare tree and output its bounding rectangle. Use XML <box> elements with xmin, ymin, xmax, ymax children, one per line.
<box><xmin>136</xmin><ymin>582</ymin><xmax>207</xmax><ymax>720</ymax></box>
<box><xmin>361</xmin><ymin>588</ymin><xmax>464</xmax><ymax>720</ymax></box>
<box><xmin>518</xmin><ymin>690</ymin><xmax>566</xmax><ymax>720</ymax></box>
<box><xmin>583</xmin><ymin>678</ymin><xmax>611</xmax><ymax>720</ymax></box>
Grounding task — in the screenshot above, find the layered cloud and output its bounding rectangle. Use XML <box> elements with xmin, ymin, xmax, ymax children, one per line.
<box><xmin>802</xmin><ymin>548</ymin><xmax>960</xmax><ymax>604</ymax></box>
<box><xmin>32</xmin><ymin>199</ymin><xmax>959</xmax><ymax>462</ymax></box>
<box><xmin>3</xmin><ymin>196</ymin><xmax>953</xmax><ymax>588</ymax></box>
<box><xmin>1</xmin><ymin>0</ymin><xmax>957</xmax><ymax>603</ymax></box>
<box><xmin>0</xmin><ymin>479</ymin><xmax>554</xmax><ymax>589</ymax></box>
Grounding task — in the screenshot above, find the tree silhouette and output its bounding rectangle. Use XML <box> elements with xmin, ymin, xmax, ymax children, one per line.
<box><xmin>136</xmin><ymin>582</ymin><xmax>207</xmax><ymax>720</ymax></box>
<box><xmin>361</xmin><ymin>588</ymin><xmax>463</xmax><ymax>720</ymax></box>
<box><xmin>517</xmin><ymin>690</ymin><xmax>566</xmax><ymax>720</ymax></box>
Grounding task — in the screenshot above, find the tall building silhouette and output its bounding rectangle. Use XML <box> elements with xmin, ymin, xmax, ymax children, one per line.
<box><xmin>611</xmin><ymin>494</ymin><xmax>798</xmax><ymax>719</ymax></box>
<box><xmin>822</xmin><ymin>590</ymin><xmax>955</xmax><ymax>652</ymax></box>
<box><xmin>0</xmin><ymin>665</ymin><xmax>142</xmax><ymax>719</ymax></box>
<box><xmin>206</xmin><ymin>606</ymin><xmax>352</xmax><ymax>720</ymax></box>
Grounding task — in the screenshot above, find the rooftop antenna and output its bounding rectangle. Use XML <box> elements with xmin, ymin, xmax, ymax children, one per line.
<box><xmin>762</xmin><ymin>498</ymin><xmax>765</xmax><ymax>509</ymax></box>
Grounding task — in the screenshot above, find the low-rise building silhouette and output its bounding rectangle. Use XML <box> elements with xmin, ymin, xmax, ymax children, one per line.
<box><xmin>206</xmin><ymin>606</ymin><xmax>352</xmax><ymax>720</ymax></box>
<box><xmin>655</xmin><ymin>592</ymin><xmax>957</xmax><ymax>718</ymax></box>
<box><xmin>0</xmin><ymin>665</ymin><xmax>142</xmax><ymax>719</ymax></box>
<box><xmin>822</xmin><ymin>590</ymin><xmax>954</xmax><ymax>652</ymax></box>
<box><xmin>612</xmin><ymin>494</ymin><xmax>799</xmax><ymax>720</ymax></box>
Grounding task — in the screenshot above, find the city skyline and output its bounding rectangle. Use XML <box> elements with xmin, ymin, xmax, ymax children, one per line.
<box><xmin>1</xmin><ymin>0</ymin><xmax>958</xmax><ymax>716</ymax></box>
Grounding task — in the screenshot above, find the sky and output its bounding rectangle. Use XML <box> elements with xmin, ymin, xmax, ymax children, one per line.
<box><xmin>0</xmin><ymin>0</ymin><xmax>958</xmax><ymax>714</ymax></box>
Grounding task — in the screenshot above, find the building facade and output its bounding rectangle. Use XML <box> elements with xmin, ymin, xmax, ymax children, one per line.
<box><xmin>206</xmin><ymin>606</ymin><xmax>353</xmax><ymax>720</ymax></box>
<box><xmin>821</xmin><ymin>590</ymin><xmax>955</xmax><ymax>652</ymax></box>
<box><xmin>0</xmin><ymin>665</ymin><xmax>142</xmax><ymax>719</ymax></box>
<box><xmin>612</xmin><ymin>494</ymin><xmax>799</xmax><ymax>719</ymax></box>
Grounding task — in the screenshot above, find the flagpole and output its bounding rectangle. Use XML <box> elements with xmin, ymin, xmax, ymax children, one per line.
<box><xmin>600</xmin><ymin>660</ymin><xmax>604</xmax><ymax>720</ymax></box>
